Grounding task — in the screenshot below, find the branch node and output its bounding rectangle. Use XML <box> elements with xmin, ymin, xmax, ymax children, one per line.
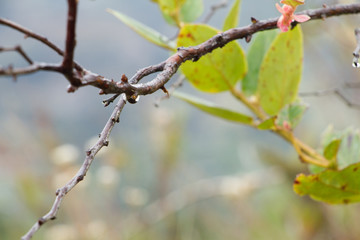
<box><xmin>76</xmin><ymin>175</ymin><xmax>84</xmax><ymax>182</ymax></box>
<box><xmin>55</xmin><ymin>189</ymin><xmax>60</xmax><ymax>196</ymax></box>
<box><xmin>121</xmin><ymin>74</ymin><xmax>128</xmax><ymax>83</ymax></box>
<box><xmin>103</xmin><ymin>140</ymin><xmax>109</xmax><ymax>147</ymax></box>
<box><xmin>38</xmin><ymin>218</ymin><xmax>45</xmax><ymax>226</ymax></box>
<box><xmin>86</xmin><ymin>150</ymin><xmax>91</xmax><ymax>156</ymax></box>
<box><xmin>214</xmin><ymin>33</ymin><xmax>225</xmax><ymax>48</ymax></box>
<box><xmin>67</xmin><ymin>85</ymin><xmax>78</xmax><ymax>93</ymax></box>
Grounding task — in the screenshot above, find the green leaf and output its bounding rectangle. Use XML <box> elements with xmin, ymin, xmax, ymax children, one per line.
<box><xmin>323</xmin><ymin>139</ymin><xmax>341</xmax><ymax>162</ymax></box>
<box><xmin>222</xmin><ymin>0</ymin><xmax>241</xmax><ymax>31</ymax></box>
<box><xmin>309</xmin><ymin>127</ymin><xmax>360</xmax><ymax>174</ymax></box>
<box><xmin>321</xmin><ymin>127</ymin><xmax>360</xmax><ymax>169</ymax></box>
<box><xmin>281</xmin><ymin>0</ymin><xmax>305</xmax><ymax>8</ymax></box>
<box><xmin>157</xmin><ymin>0</ymin><xmax>203</xmax><ymax>26</ymax></box>
<box><xmin>276</xmin><ymin>100</ymin><xmax>307</xmax><ymax>130</ymax></box>
<box><xmin>107</xmin><ymin>9</ymin><xmax>176</xmax><ymax>50</ymax></box>
<box><xmin>294</xmin><ymin>162</ymin><xmax>360</xmax><ymax>204</ymax></box>
<box><xmin>242</xmin><ymin>30</ymin><xmax>277</xmax><ymax>96</ymax></box>
<box><xmin>180</xmin><ymin>0</ymin><xmax>204</xmax><ymax>23</ymax></box>
<box><xmin>258</xmin><ymin>25</ymin><xmax>304</xmax><ymax>115</ymax></box>
<box><xmin>257</xmin><ymin>116</ymin><xmax>277</xmax><ymax>130</ymax></box>
<box><xmin>173</xmin><ymin>91</ymin><xmax>254</xmax><ymax>125</ymax></box>
<box><xmin>177</xmin><ymin>24</ymin><xmax>247</xmax><ymax>92</ymax></box>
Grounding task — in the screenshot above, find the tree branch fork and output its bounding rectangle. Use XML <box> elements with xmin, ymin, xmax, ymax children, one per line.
<box><xmin>2</xmin><ymin>4</ymin><xmax>360</xmax><ymax>101</ymax></box>
<box><xmin>1</xmin><ymin>1</ymin><xmax>360</xmax><ymax>239</ymax></box>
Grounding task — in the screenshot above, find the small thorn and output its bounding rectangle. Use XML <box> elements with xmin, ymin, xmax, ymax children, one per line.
<box><xmin>103</xmin><ymin>140</ymin><xmax>109</xmax><ymax>147</ymax></box>
<box><xmin>121</xmin><ymin>74</ymin><xmax>128</xmax><ymax>83</ymax></box>
<box><xmin>250</xmin><ymin>17</ymin><xmax>258</xmax><ymax>24</ymax></box>
<box><xmin>38</xmin><ymin>218</ymin><xmax>45</xmax><ymax>226</ymax></box>
<box><xmin>245</xmin><ymin>35</ymin><xmax>252</xmax><ymax>43</ymax></box>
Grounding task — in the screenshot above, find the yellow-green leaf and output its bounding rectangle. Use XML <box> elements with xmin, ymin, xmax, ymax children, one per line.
<box><xmin>324</xmin><ymin>139</ymin><xmax>341</xmax><ymax>162</ymax></box>
<box><xmin>173</xmin><ymin>91</ymin><xmax>254</xmax><ymax>125</ymax></box>
<box><xmin>257</xmin><ymin>116</ymin><xmax>277</xmax><ymax>130</ymax></box>
<box><xmin>321</xmin><ymin>127</ymin><xmax>360</xmax><ymax>169</ymax></box>
<box><xmin>157</xmin><ymin>0</ymin><xmax>203</xmax><ymax>26</ymax></box>
<box><xmin>242</xmin><ymin>30</ymin><xmax>278</xmax><ymax>96</ymax></box>
<box><xmin>258</xmin><ymin>26</ymin><xmax>304</xmax><ymax>115</ymax></box>
<box><xmin>107</xmin><ymin>9</ymin><xmax>176</xmax><ymax>50</ymax></box>
<box><xmin>223</xmin><ymin>0</ymin><xmax>241</xmax><ymax>31</ymax></box>
<box><xmin>294</xmin><ymin>162</ymin><xmax>360</xmax><ymax>204</ymax></box>
<box><xmin>177</xmin><ymin>24</ymin><xmax>247</xmax><ymax>92</ymax></box>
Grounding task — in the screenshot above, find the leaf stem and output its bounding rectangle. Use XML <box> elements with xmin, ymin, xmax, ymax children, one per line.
<box><xmin>230</xmin><ymin>86</ymin><xmax>330</xmax><ymax>167</ymax></box>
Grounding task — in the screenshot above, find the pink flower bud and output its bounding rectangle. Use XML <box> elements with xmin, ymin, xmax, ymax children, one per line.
<box><xmin>276</xmin><ymin>2</ymin><xmax>310</xmax><ymax>32</ymax></box>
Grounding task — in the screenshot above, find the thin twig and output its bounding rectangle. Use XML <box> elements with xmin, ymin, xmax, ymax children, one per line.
<box><xmin>352</xmin><ymin>28</ymin><xmax>360</xmax><ymax>67</ymax></box>
<box><xmin>300</xmin><ymin>87</ymin><xmax>360</xmax><ymax>109</ymax></box>
<box><xmin>0</xmin><ymin>62</ymin><xmax>62</xmax><ymax>75</ymax></box>
<box><xmin>103</xmin><ymin>93</ymin><xmax>120</xmax><ymax>107</ymax></box>
<box><xmin>0</xmin><ymin>18</ymin><xmax>83</xmax><ymax>71</ymax></box>
<box><xmin>203</xmin><ymin>0</ymin><xmax>228</xmax><ymax>24</ymax></box>
<box><xmin>0</xmin><ymin>45</ymin><xmax>33</xmax><ymax>64</ymax></box>
<box><xmin>154</xmin><ymin>74</ymin><xmax>185</xmax><ymax>107</ymax></box>
<box><xmin>21</xmin><ymin>95</ymin><xmax>126</xmax><ymax>240</ymax></box>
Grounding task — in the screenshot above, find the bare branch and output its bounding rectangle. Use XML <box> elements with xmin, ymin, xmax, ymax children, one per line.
<box><xmin>0</xmin><ymin>18</ymin><xmax>83</xmax><ymax>72</ymax></box>
<box><xmin>21</xmin><ymin>95</ymin><xmax>127</xmax><ymax>240</ymax></box>
<box><xmin>154</xmin><ymin>74</ymin><xmax>185</xmax><ymax>107</ymax></box>
<box><xmin>0</xmin><ymin>62</ymin><xmax>61</xmax><ymax>75</ymax></box>
<box><xmin>85</xmin><ymin>3</ymin><xmax>360</xmax><ymax>97</ymax></box>
<box><xmin>61</xmin><ymin>0</ymin><xmax>80</xmax><ymax>86</ymax></box>
<box><xmin>103</xmin><ymin>93</ymin><xmax>121</xmax><ymax>107</ymax></box>
<box><xmin>2</xmin><ymin>3</ymin><xmax>360</xmax><ymax>98</ymax></box>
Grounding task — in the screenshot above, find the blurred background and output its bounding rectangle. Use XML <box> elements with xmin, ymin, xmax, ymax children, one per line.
<box><xmin>1</xmin><ymin>0</ymin><xmax>360</xmax><ymax>239</ymax></box>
